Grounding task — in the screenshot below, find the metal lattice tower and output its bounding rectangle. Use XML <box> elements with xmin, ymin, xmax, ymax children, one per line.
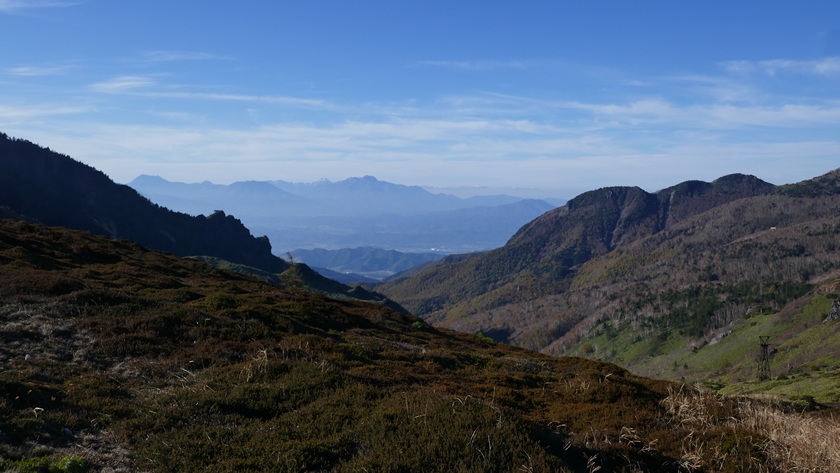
<box><xmin>757</xmin><ymin>336</ymin><xmax>771</xmax><ymax>381</ymax></box>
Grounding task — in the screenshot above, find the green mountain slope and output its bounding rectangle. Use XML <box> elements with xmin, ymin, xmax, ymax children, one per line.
<box><xmin>2</xmin><ymin>219</ymin><xmax>822</xmax><ymax>471</ymax></box>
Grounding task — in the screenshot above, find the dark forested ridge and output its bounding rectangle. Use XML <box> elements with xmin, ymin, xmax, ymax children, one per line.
<box><xmin>0</xmin><ymin>133</ymin><xmax>289</xmax><ymax>273</ymax></box>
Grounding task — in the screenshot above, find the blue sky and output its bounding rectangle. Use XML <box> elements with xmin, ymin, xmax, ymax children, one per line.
<box><xmin>2</xmin><ymin>1</ymin><xmax>839</xmax><ymax>198</ymax></box>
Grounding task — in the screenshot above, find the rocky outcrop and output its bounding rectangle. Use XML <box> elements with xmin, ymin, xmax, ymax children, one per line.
<box><xmin>826</xmin><ymin>297</ymin><xmax>840</xmax><ymax>323</ymax></box>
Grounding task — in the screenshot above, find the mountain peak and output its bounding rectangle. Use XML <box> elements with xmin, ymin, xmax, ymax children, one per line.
<box><xmin>129</xmin><ymin>174</ymin><xmax>169</xmax><ymax>185</ymax></box>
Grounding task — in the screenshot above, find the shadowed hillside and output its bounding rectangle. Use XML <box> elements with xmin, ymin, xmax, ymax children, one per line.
<box><xmin>0</xmin><ymin>133</ymin><xmax>288</xmax><ymax>274</ymax></box>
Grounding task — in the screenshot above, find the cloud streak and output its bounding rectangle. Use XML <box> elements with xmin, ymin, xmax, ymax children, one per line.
<box><xmin>0</xmin><ymin>104</ymin><xmax>89</xmax><ymax>119</ymax></box>
<box><xmin>564</xmin><ymin>99</ymin><xmax>840</xmax><ymax>128</ymax></box>
<box><xmin>90</xmin><ymin>76</ymin><xmax>157</xmax><ymax>93</ymax></box>
<box><xmin>140</xmin><ymin>91</ymin><xmax>329</xmax><ymax>107</ymax></box>
<box><xmin>138</xmin><ymin>51</ymin><xmax>232</xmax><ymax>62</ymax></box>
<box><xmin>0</xmin><ymin>0</ymin><xmax>85</xmax><ymax>12</ymax></box>
<box><xmin>6</xmin><ymin>52</ymin><xmax>840</xmax><ymax>193</ymax></box>
<box><xmin>723</xmin><ymin>57</ymin><xmax>840</xmax><ymax>76</ymax></box>
<box><xmin>411</xmin><ymin>60</ymin><xmax>534</xmax><ymax>70</ymax></box>
<box><xmin>89</xmin><ymin>75</ymin><xmax>331</xmax><ymax>108</ymax></box>
<box><xmin>8</xmin><ymin>65</ymin><xmax>77</xmax><ymax>76</ymax></box>
<box><xmin>23</xmin><ymin>118</ymin><xmax>837</xmax><ymax>193</ymax></box>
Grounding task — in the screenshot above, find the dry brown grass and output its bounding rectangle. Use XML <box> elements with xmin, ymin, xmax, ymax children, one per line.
<box><xmin>662</xmin><ymin>386</ymin><xmax>840</xmax><ymax>472</ymax></box>
<box><xmin>736</xmin><ymin>400</ymin><xmax>840</xmax><ymax>472</ymax></box>
<box><xmin>661</xmin><ymin>384</ymin><xmax>724</xmax><ymax>428</ymax></box>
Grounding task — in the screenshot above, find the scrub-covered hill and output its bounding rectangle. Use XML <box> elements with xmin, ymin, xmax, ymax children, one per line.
<box><xmin>2</xmin><ymin>219</ymin><xmax>829</xmax><ymax>472</ymax></box>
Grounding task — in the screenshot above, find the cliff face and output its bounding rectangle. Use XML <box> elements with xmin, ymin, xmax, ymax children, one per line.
<box><xmin>0</xmin><ymin>132</ymin><xmax>288</xmax><ymax>273</ymax></box>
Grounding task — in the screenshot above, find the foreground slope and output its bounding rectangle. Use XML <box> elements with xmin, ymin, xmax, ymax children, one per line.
<box><xmin>0</xmin><ymin>220</ymin><xmax>815</xmax><ymax>472</ymax></box>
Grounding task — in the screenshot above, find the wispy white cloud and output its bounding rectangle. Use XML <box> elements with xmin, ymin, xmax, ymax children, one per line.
<box><xmin>89</xmin><ymin>75</ymin><xmax>330</xmax><ymax>108</ymax></box>
<box><xmin>24</xmin><ymin>118</ymin><xmax>836</xmax><ymax>190</ymax></box>
<box><xmin>8</xmin><ymin>64</ymin><xmax>76</xmax><ymax>76</ymax></box>
<box><xmin>565</xmin><ymin>99</ymin><xmax>677</xmax><ymax>118</ymax></box>
<box><xmin>0</xmin><ymin>0</ymin><xmax>85</xmax><ymax>12</ymax></box>
<box><xmin>140</xmin><ymin>91</ymin><xmax>328</xmax><ymax>107</ymax></box>
<box><xmin>8</xmin><ymin>98</ymin><xmax>839</xmax><ymax>194</ymax></box>
<box><xmin>138</xmin><ymin>51</ymin><xmax>232</xmax><ymax>62</ymax></box>
<box><xmin>90</xmin><ymin>76</ymin><xmax>157</xmax><ymax>93</ymax></box>
<box><xmin>0</xmin><ymin>104</ymin><xmax>89</xmax><ymax>119</ymax></box>
<box><xmin>723</xmin><ymin>57</ymin><xmax>840</xmax><ymax>76</ymax></box>
<box><xmin>7</xmin><ymin>51</ymin><xmax>840</xmax><ymax>192</ymax></box>
<box><xmin>564</xmin><ymin>98</ymin><xmax>840</xmax><ymax>128</ymax></box>
<box><xmin>411</xmin><ymin>60</ymin><xmax>534</xmax><ymax>70</ymax></box>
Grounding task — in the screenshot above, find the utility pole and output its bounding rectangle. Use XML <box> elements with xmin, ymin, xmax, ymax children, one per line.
<box><xmin>757</xmin><ymin>336</ymin><xmax>771</xmax><ymax>381</ymax></box>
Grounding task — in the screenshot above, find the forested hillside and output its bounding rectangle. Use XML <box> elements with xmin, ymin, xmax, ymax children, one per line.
<box><xmin>376</xmin><ymin>174</ymin><xmax>778</xmax><ymax>324</ymax></box>
<box><xmin>375</xmin><ymin>171</ymin><xmax>840</xmax><ymax>357</ymax></box>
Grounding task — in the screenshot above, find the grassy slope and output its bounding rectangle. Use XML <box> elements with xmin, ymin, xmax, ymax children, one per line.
<box><xmin>0</xmin><ymin>219</ymin><xmax>801</xmax><ymax>472</ymax></box>
<box><xmin>570</xmin><ymin>286</ymin><xmax>840</xmax><ymax>402</ymax></box>
<box><xmin>545</xmin><ymin>200</ymin><xmax>840</xmax><ymax>401</ymax></box>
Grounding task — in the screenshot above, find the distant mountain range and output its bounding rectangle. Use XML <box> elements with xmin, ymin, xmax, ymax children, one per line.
<box><xmin>129</xmin><ymin>175</ymin><xmax>560</xmax><ymax>254</ymax></box>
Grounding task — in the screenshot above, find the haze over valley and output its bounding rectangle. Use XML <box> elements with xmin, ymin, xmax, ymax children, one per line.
<box><xmin>128</xmin><ymin>174</ymin><xmax>559</xmax><ymax>257</ymax></box>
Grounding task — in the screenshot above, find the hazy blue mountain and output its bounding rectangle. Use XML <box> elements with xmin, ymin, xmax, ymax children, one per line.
<box><xmin>290</xmin><ymin>247</ymin><xmax>445</xmax><ymax>280</ymax></box>
<box><xmin>129</xmin><ymin>175</ymin><xmax>556</xmax><ymax>254</ymax></box>
<box><xmin>460</xmin><ymin>194</ymin><xmax>531</xmax><ymax>207</ymax></box>
<box><xmin>307</xmin><ymin>266</ymin><xmax>379</xmax><ymax>284</ymax></box>
<box><xmin>129</xmin><ymin>175</ymin><xmax>316</xmax><ymax>217</ymax></box>
<box><xmin>132</xmin><ymin>175</ymin><xmax>541</xmax><ymax>219</ymax></box>
<box><xmin>267</xmin><ymin>175</ymin><xmax>463</xmax><ymax>216</ymax></box>
<box><xmin>251</xmin><ymin>199</ymin><xmax>556</xmax><ymax>254</ymax></box>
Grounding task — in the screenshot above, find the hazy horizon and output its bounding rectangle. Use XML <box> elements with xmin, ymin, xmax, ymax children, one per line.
<box><xmin>2</xmin><ymin>1</ymin><xmax>839</xmax><ymax>193</ymax></box>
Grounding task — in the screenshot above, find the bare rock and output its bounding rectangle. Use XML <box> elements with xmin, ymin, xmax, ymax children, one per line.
<box><xmin>825</xmin><ymin>297</ymin><xmax>840</xmax><ymax>322</ymax></box>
